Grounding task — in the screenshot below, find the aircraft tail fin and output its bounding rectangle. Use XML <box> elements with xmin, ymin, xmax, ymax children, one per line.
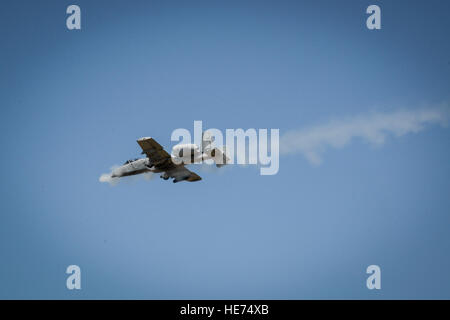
<box><xmin>211</xmin><ymin>147</ymin><xmax>230</xmax><ymax>167</ymax></box>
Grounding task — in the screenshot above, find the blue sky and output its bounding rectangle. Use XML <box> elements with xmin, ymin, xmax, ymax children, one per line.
<box><xmin>0</xmin><ymin>0</ymin><xmax>449</xmax><ymax>299</ymax></box>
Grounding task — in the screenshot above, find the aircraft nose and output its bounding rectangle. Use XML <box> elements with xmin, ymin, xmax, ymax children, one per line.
<box><xmin>111</xmin><ymin>168</ymin><xmax>121</xmax><ymax>178</ymax></box>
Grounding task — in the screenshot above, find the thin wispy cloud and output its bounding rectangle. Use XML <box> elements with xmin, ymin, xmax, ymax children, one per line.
<box><xmin>280</xmin><ymin>105</ymin><xmax>449</xmax><ymax>165</ymax></box>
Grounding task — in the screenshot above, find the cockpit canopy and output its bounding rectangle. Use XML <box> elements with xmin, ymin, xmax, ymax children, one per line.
<box><xmin>123</xmin><ymin>158</ymin><xmax>139</xmax><ymax>165</ymax></box>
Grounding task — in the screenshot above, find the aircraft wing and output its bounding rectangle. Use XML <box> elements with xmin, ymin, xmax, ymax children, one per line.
<box><xmin>137</xmin><ymin>137</ymin><xmax>201</xmax><ymax>182</ymax></box>
<box><xmin>168</xmin><ymin>166</ymin><xmax>202</xmax><ymax>182</ymax></box>
<box><xmin>137</xmin><ymin>137</ymin><xmax>173</xmax><ymax>167</ymax></box>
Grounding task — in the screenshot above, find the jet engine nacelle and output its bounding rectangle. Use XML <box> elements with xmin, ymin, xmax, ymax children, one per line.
<box><xmin>172</xmin><ymin>144</ymin><xmax>201</xmax><ymax>164</ymax></box>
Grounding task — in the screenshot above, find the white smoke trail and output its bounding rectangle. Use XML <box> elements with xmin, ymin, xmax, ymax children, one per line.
<box><xmin>280</xmin><ymin>104</ymin><xmax>449</xmax><ymax>166</ymax></box>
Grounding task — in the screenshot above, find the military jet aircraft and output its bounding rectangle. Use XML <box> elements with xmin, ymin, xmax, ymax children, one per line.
<box><xmin>110</xmin><ymin>136</ymin><xmax>228</xmax><ymax>183</ymax></box>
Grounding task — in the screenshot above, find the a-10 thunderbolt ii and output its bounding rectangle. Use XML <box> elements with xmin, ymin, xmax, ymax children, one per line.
<box><xmin>110</xmin><ymin>135</ymin><xmax>228</xmax><ymax>183</ymax></box>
